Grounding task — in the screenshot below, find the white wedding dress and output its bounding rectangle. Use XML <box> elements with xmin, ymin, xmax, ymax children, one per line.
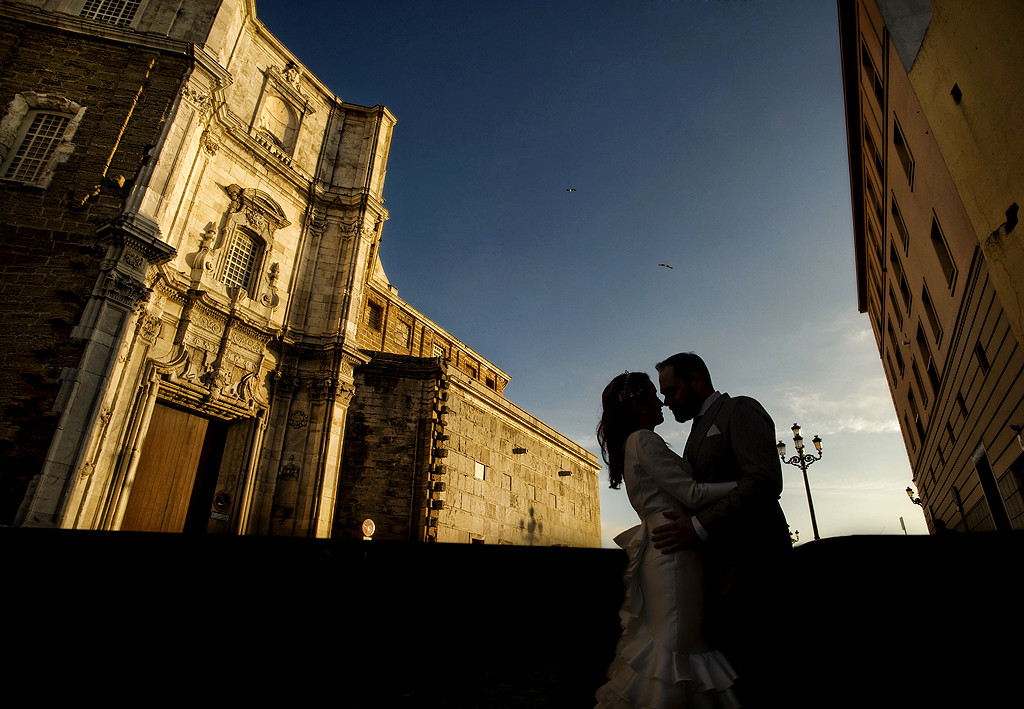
<box><xmin>595</xmin><ymin>430</ymin><xmax>741</xmax><ymax>709</ymax></box>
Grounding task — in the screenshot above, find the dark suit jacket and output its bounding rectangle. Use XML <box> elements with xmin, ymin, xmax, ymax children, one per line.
<box><xmin>683</xmin><ymin>393</ymin><xmax>790</xmax><ymax>558</ymax></box>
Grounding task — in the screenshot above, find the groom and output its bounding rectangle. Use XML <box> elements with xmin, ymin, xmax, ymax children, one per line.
<box><xmin>651</xmin><ymin>352</ymin><xmax>791</xmax><ymax>705</ymax></box>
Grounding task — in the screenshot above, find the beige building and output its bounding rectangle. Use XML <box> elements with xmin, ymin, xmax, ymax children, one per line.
<box><xmin>839</xmin><ymin>0</ymin><xmax>1024</xmax><ymax>532</ymax></box>
<box><xmin>1</xmin><ymin>0</ymin><xmax>601</xmax><ymax>545</ymax></box>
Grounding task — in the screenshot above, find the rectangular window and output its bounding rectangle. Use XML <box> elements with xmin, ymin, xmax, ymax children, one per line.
<box><xmin>930</xmin><ymin>216</ymin><xmax>957</xmax><ymax>290</ymax></box>
<box><xmin>912</xmin><ymin>360</ymin><xmax>929</xmax><ymax>407</ymax></box>
<box><xmin>866</xmin><ymin>173</ymin><xmax>883</xmax><ymax>225</ymax></box>
<box><xmin>860</xmin><ymin>42</ymin><xmax>884</xmax><ymax>107</ymax></box>
<box><xmin>367</xmin><ymin>301</ymin><xmax>383</xmax><ymax>331</ymax></box>
<box><xmin>908</xmin><ymin>388</ymin><xmax>926</xmax><ymax>441</ymax></box>
<box><xmin>864</xmin><ymin>121</ymin><xmax>883</xmax><ymax>176</ymax></box>
<box><xmin>888</xmin><ymin>319</ymin><xmax>905</xmax><ymax>376</ymax></box>
<box><xmin>975</xmin><ymin>341</ymin><xmax>991</xmax><ymax>374</ymax></box>
<box><xmin>885</xmin><ymin>350</ymin><xmax>898</xmax><ymax>383</ymax></box>
<box><xmin>431</xmin><ymin>343</ymin><xmax>445</xmax><ymax>359</ymax></box>
<box><xmin>888</xmin><ymin>243</ymin><xmax>904</xmax><ymax>283</ymax></box>
<box><xmin>80</xmin><ymin>0</ymin><xmax>142</xmax><ymax>26</ymax></box>
<box><xmin>919</xmin><ymin>285</ymin><xmax>942</xmax><ymax>347</ymax></box>
<box><xmin>889</xmin><ymin>244</ymin><xmax>911</xmax><ymax>313</ymax></box>
<box><xmin>394</xmin><ymin>318</ymin><xmax>412</xmax><ymax>348</ymax></box>
<box><xmin>904</xmin><ymin>413</ymin><xmax>917</xmax><ymax>451</ymax></box>
<box><xmin>474</xmin><ymin>461</ymin><xmax>486</xmax><ymax>481</ymax></box>
<box><xmin>889</xmin><ymin>285</ymin><xmax>903</xmax><ymax>329</ymax></box>
<box><xmin>222</xmin><ymin>230</ymin><xmax>260</xmax><ymax>292</ymax></box>
<box><xmin>916</xmin><ymin>324</ymin><xmax>941</xmax><ymax>396</ymax></box>
<box><xmin>3</xmin><ymin>112</ymin><xmax>70</xmax><ymax>183</ymax></box>
<box><xmin>892</xmin><ymin>119</ymin><xmax>915</xmax><ymax>188</ymax></box>
<box><xmin>956</xmin><ymin>392</ymin><xmax>968</xmax><ymax>419</ymax></box>
<box><xmin>891</xmin><ymin>197</ymin><xmax>910</xmax><ymax>252</ymax></box>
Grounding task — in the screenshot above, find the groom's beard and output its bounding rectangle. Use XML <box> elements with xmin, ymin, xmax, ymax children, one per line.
<box><xmin>670</xmin><ymin>405</ymin><xmax>698</xmax><ymax>423</ymax></box>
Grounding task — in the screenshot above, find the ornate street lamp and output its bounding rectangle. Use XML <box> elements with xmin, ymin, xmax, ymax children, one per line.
<box><xmin>778</xmin><ymin>423</ymin><xmax>824</xmax><ymax>540</ymax></box>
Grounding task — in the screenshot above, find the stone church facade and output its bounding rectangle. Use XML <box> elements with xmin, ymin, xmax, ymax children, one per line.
<box><xmin>0</xmin><ymin>0</ymin><xmax>601</xmax><ymax>546</ymax></box>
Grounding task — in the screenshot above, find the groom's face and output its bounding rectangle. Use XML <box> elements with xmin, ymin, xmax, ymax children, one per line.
<box><xmin>658</xmin><ymin>365</ymin><xmax>701</xmax><ymax>423</ymax></box>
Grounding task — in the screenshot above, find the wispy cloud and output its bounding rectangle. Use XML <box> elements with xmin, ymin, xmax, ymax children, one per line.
<box><xmin>772</xmin><ymin>380</ymin><xmax>901</xmax><ymax>435</ymax></box>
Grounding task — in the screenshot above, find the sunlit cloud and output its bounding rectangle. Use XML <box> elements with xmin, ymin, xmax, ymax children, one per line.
<box><xmin>771</xmin><ymin>379</ymin><xmax>900</xmax><ymax>435</ymax></box>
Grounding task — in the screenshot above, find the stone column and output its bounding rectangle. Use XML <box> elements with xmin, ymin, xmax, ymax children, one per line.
<box><xmin>16</xmin><ymin>213</ymin><xmax>174</xmax><ymax>528</ymax></box>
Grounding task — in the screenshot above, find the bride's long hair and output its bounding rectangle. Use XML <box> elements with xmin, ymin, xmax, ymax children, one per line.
<box><xmin>597</xmin><ymin>371</ymin><xmax>650</xmax><ymax>489</ymax></box>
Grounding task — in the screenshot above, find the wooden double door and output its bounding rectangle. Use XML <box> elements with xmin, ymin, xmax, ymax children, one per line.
<box><xmin>120</xmin><ymin>403</ymin><xmax>227</xmax><ymax>533</ymax></box>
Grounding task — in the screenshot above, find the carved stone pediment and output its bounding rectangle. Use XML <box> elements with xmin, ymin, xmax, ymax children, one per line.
<box><xmin>224</xmin><ymin>184</ymin><xmax>290</xmax><ymax>235</ymax></box>
<box><xmin>154</xmin><ymin>293</ymin><xmax>274</xmax><ymax>419</ymax></box>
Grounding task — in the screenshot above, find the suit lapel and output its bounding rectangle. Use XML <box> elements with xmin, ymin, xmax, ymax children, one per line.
<box><xmin>684</xmin><ymin>393</ymin><xmax>729</xmax><ymax>467</ymax></box>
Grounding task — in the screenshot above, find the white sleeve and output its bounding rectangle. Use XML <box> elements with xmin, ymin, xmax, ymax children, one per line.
<box><xmin>633</xmin><ymin>430</ymin><xmax>737</xmax><ymax>509</ymax></box>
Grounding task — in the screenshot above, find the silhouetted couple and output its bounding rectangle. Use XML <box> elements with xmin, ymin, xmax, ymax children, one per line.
<box><xmin>595</xmin><ymin>353</ymin><xmax>791</xmax><ymax>708</ymax></box>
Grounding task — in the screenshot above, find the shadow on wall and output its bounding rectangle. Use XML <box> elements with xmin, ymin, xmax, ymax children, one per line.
<box><xmin>519</xmin><ymin>505</ymin><xmax>543</xmax><ymax>544</ymax></box>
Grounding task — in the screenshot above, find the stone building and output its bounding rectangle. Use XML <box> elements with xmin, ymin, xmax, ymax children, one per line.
<box><xmin>838</xmin><ymin>0</ymin><xmax>1024</xmax><ymax>533</ymax></box>
<box><xmin>0</xmin><ymin>0</ymin><xmax>601</xmax><ymax>545</ymax></box>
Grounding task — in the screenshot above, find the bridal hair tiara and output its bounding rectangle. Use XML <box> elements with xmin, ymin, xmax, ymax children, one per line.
<box><xmin>618</xmin><ymin>371</ymin><xmax>643</xmax><ymax>403</ymax></box>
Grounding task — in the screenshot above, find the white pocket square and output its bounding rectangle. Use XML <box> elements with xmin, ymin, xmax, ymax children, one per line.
<box><xmin>706</xmin><ymin>424</ymin><xmax>722</xmax><ymax>437</ymax></box>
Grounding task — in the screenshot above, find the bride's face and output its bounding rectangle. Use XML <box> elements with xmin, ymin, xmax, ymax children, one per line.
<box><xmin>635</xmin><ymin>381</ymin><xmax>665</xmax><ymax>430</ymax></box>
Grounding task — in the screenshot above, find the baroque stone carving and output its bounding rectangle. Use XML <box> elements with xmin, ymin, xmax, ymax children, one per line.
<box><xmin>278</xmin><ymin>455</ymin><xmax>300</xmax><ymax>479</ymax></box>
<box><xmin>289</xmin><ymin>410</ymin><xmax>308</xmax><ymax>428</ymax></box>
<box><xmin>308</xmin><ymin>377</ymin><xmax>336</xmax><ymax>400</ymax></box>
<box><xmin>181</xmin><ymin>84</ymin><xmax>211</xmax><ymax>112</ymax></box>
<box><xmin>283</xmin><ymin>62</ymin><xmax>302</xmax><ymax>88</ymax></box>
<box><xmin>123</xmin><ymin>250</ymin><xmax>144</xmax><ymax>269</ymax></box>
<box><xmin>202</xmin><ymin>129</ymin><xmax>220</xmax><ymax>156</ymax></box>
<box><xmin>101</xmin><ymin>271</ymin><xmax>149</xmax><ymax>309</ymax></box>
<box><xmin>138</xmin><ymin>313</ymin><xmax>162</xmax><ymax>345</ymax></box>
<box><xmin>260</xmin><ymin>262</ymin><xmax>281</xmax><ymax>309</ymax></box>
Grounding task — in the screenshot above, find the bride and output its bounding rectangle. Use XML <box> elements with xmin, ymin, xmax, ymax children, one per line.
<box><xmin>595</xmin><ymin>371</ymin><xmax>740</xmax><ymax>709</ymax></box>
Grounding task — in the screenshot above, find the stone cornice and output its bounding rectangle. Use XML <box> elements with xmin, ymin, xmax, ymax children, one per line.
<box><xmin>447</xmin><ymin>372</ymin><xmax>600</xmax><ymax>471</ymax></box>
<box><xmin>361</xmin><ymin>280</ymin><xmax>510</xmax><ymax>385</ymax></box>
<box><xmin>210</xmin><ymin>107</ymin><xmax>316</xmax><ymax>191</ymax></box>
<box><xmin>0</xmin><ymin>3</ymin><xmax>194</xmax><ymax>56</ymax></box>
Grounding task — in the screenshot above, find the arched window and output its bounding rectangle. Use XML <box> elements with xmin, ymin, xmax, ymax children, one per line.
<box><xmin>0</xmin><ymin>93</ymin><xmax>85</xmax><ymax>188</ymax></box>
<box><xmin>2</xmin><ymin>112</ymin><xmax>71</xmax><ymax>182</ymax></box>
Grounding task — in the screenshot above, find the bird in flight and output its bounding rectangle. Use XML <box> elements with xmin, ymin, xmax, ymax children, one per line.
<box><xmin>659</xmin><ymin>263</ymin><xmax>673</xmax><ymax>269</ymax></box>
<box><xmin>565</xmin><ymin>188</ymin><xmax>576</xmax><ymax>192</ymax></box>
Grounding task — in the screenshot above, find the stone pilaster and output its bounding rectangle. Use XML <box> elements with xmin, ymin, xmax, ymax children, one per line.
<box><xmin>17</xmin><ymin>213</ymin><xmax>175</xmax><ymax>527</ymax></box>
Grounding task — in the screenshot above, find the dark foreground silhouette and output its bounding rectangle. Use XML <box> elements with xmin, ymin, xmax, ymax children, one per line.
<box><xmin>6</xmin><ymin>528</ymin><xmax>1021</xmax><ymax>707</ymax></box>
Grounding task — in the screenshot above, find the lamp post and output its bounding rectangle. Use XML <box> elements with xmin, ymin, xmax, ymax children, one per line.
<box><xmin>777</xmin><ymin>423</ymin><xmax>824</xmax><ymax>540</ymax></box>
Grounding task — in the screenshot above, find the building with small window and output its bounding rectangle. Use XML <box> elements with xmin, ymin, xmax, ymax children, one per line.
<box><xmin>0</xmin><ymin>0</ymin><xmax>601</xmax><ymax>546</ymax></box>
<box><xmin>838</xmin><ymin>0</ymin><xmax>1024</xmax><ymax>533</ymax></box>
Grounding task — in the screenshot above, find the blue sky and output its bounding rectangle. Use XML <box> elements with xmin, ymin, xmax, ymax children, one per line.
<box><xmin>255</xmin><ymin>0</ymin><xmax>928</xmax><ymax>545</ymax></box>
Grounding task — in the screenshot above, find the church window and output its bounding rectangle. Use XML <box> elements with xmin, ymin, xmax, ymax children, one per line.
<box><xmin>80</xmin><ymin>0</ymin><xmax>142</xmax><ymax>26</ymax></box>
<box><xmin>222</xmin><ymin>229</ymin><xmax>262</xmax><ymax>294</ymax></box>
<box><xmin>367</xmin><ymin>301</ymin><xmax>383</xmax><ymax>331</ymax></box>
<box><xmin>2</xmin><ymin>112</ymin><xmax>70</xmax><ymax>183</ymax></box>
<box><xmin>474</xmin><ymin>462</ymin><xmax>486</xmax><ymax>481</ymax></box>
<box><xmin>0</xmin><ymin>93</ymin><xmax>86</xmax><ymax>188</ymax></box>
